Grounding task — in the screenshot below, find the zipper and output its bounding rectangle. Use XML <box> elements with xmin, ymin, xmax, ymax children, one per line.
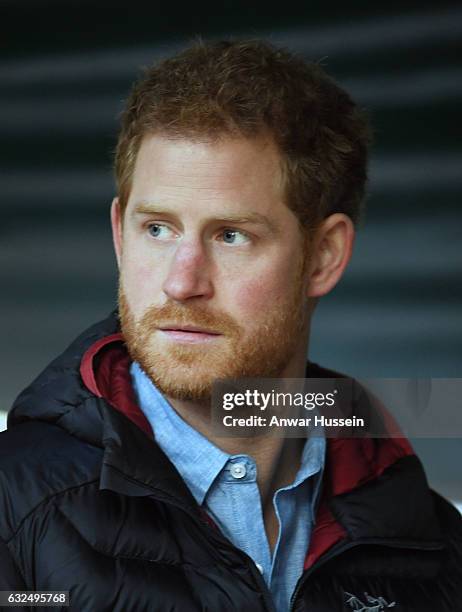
<box><xmin>288</xmin><ymin>537</ymin><xmax>445</xmax><ymax>611</ymax></box>
<box><xmin>203</xmin><ymin>526</ymin><xmax>278</xmax><ymax>612</ymax></box>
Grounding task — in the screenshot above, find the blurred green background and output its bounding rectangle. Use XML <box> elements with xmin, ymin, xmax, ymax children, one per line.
<box><xmin>1</xmin><ymin>1</ymin><xmax>461</xmax><ymax>503</ymax></box>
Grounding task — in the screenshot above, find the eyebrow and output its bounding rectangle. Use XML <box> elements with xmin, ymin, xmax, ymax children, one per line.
<box><xmin>132</xmin><ymin>202</ymin><xmax>281</xmax><ymax>235</ymax></box>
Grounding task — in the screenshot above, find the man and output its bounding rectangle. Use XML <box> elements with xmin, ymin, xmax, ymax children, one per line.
<box><xmin>1</xmin><ymin>40</ymin><xmax>461</xmax><ymax>612</ymax></box>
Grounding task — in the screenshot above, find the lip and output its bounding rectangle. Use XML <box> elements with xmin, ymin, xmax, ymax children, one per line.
<box><xmin>157</xmin><ymin>325</ymin><xmax>222</xmax><ymax>343</ymax></box>
<box><xmin>159</xmin><ymin>325</ymin><xmax>220</xmax><ymax>334</ymax></box>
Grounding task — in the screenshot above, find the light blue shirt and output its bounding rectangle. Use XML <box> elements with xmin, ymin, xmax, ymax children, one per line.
<box><xmin>130</xmin><ymin>361</ymin><xmax>325</xmax><ymax>612</ymax></box>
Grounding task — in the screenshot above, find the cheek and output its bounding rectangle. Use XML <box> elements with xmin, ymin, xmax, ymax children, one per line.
<box><xmin>226</xmin><ymin>243</ymin><xmax>303</xmax><ymax>320</ymax></box>
<box><xmin>120</xmin><ymin>254</ymin><xmax>163</xmax><ymax>318</ymax></box>
<box><xmin>229</xmin><ymin>267</ymin><xmax>292</xmax><ymax>319</ymax></box>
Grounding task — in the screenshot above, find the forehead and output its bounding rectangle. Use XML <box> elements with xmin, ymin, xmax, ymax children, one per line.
<box><xmin>127</xmin><ymin>133</ymin><xmax>288</xmax><ymax>217</ymax></box>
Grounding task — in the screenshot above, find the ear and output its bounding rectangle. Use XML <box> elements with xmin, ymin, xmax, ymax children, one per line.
<box><xmin>110</xmin><ymin>197</ymin><xmax>123</xmax><ymax>269</ymax></box>
<box><xmin>306</xmin><ymin>213</ymin><xmax>355</xmax><ymax>298</ymax></box>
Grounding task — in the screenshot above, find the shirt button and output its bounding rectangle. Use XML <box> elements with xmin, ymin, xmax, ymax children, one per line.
<box><xmin>255</xmin><ymin>562</ymin><xmax>264</xmax><ymax>574</ymax></box>
<box><xmin>230</xmin><ymin>462</ymin><xmax>247</xmax><ymax>479</ymax></box>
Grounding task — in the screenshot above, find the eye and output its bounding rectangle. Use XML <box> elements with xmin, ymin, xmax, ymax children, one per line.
<box><xmin>147</xmin><ymin>223</ymin><xmax>175</xmax><ymax>240</ymax></box>
<box><xmin>220</xmin><ymin>229</ymin><xmax>250</xmax><ymax>245</ymax></box>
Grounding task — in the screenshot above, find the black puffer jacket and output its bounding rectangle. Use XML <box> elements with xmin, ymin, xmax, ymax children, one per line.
<box><xmin>1</xmin><ymin>312</ymin><xmax>461</xmax><ymax>611</ymax></box>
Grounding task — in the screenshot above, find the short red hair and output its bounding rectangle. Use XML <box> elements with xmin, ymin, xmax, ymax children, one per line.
<box><xmin>114</xmin><ymin>39</ymin><xmax>370</xmax><ymax>230</ymax></box>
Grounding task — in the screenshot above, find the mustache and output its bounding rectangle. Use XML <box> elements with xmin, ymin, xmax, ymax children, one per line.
<box><xmin>136</xmin><ymin>301</ymin><xmax>241</xmax><ymax>336</ymax></box>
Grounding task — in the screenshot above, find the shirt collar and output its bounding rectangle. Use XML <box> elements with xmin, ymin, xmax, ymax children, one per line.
<box><xmin>130</xmin><ymin>361</ymin><xmax>325</xmax><ymax>506</ymax></box>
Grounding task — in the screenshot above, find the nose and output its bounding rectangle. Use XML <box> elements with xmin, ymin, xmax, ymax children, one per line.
<box><xmin>162</xmin><ymin>239</ymin><xmax>214</xmax><ymax>302</ymax></box>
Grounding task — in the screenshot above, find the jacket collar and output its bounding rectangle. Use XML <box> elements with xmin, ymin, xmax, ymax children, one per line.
<box><xmin>77</xmin><ymin>317</ymin><xmax>206</xmax><ymax>520</ymax></box>
<box><xmin>97</xmin><ymin>400</ymin><xmax>204</xmax><ymax>518</ymax></box>
<box><xmin>10</xmin><ymin>311</ymin><xmax>445</xmax><ymax>567</ymax></box>
<box><xmin>79</xmin><ymin>315</ymin><xmax>443</xmax><ymax>554</ymax></box>
<box><xmin>79</xmin><ymin>316</ymin><xmax>416</xmax><ymax>500</ymax></box>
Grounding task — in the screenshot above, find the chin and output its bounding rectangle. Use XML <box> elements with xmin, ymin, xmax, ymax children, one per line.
<box><xmin>139</xmin><ymin>346</ymin><xmax>221</xmax><ymax>401</ymax></box>
<box><xmin>151</xmin><ymin>370</ymin><xmax>215</xmax><ymax>402</ymax></box>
